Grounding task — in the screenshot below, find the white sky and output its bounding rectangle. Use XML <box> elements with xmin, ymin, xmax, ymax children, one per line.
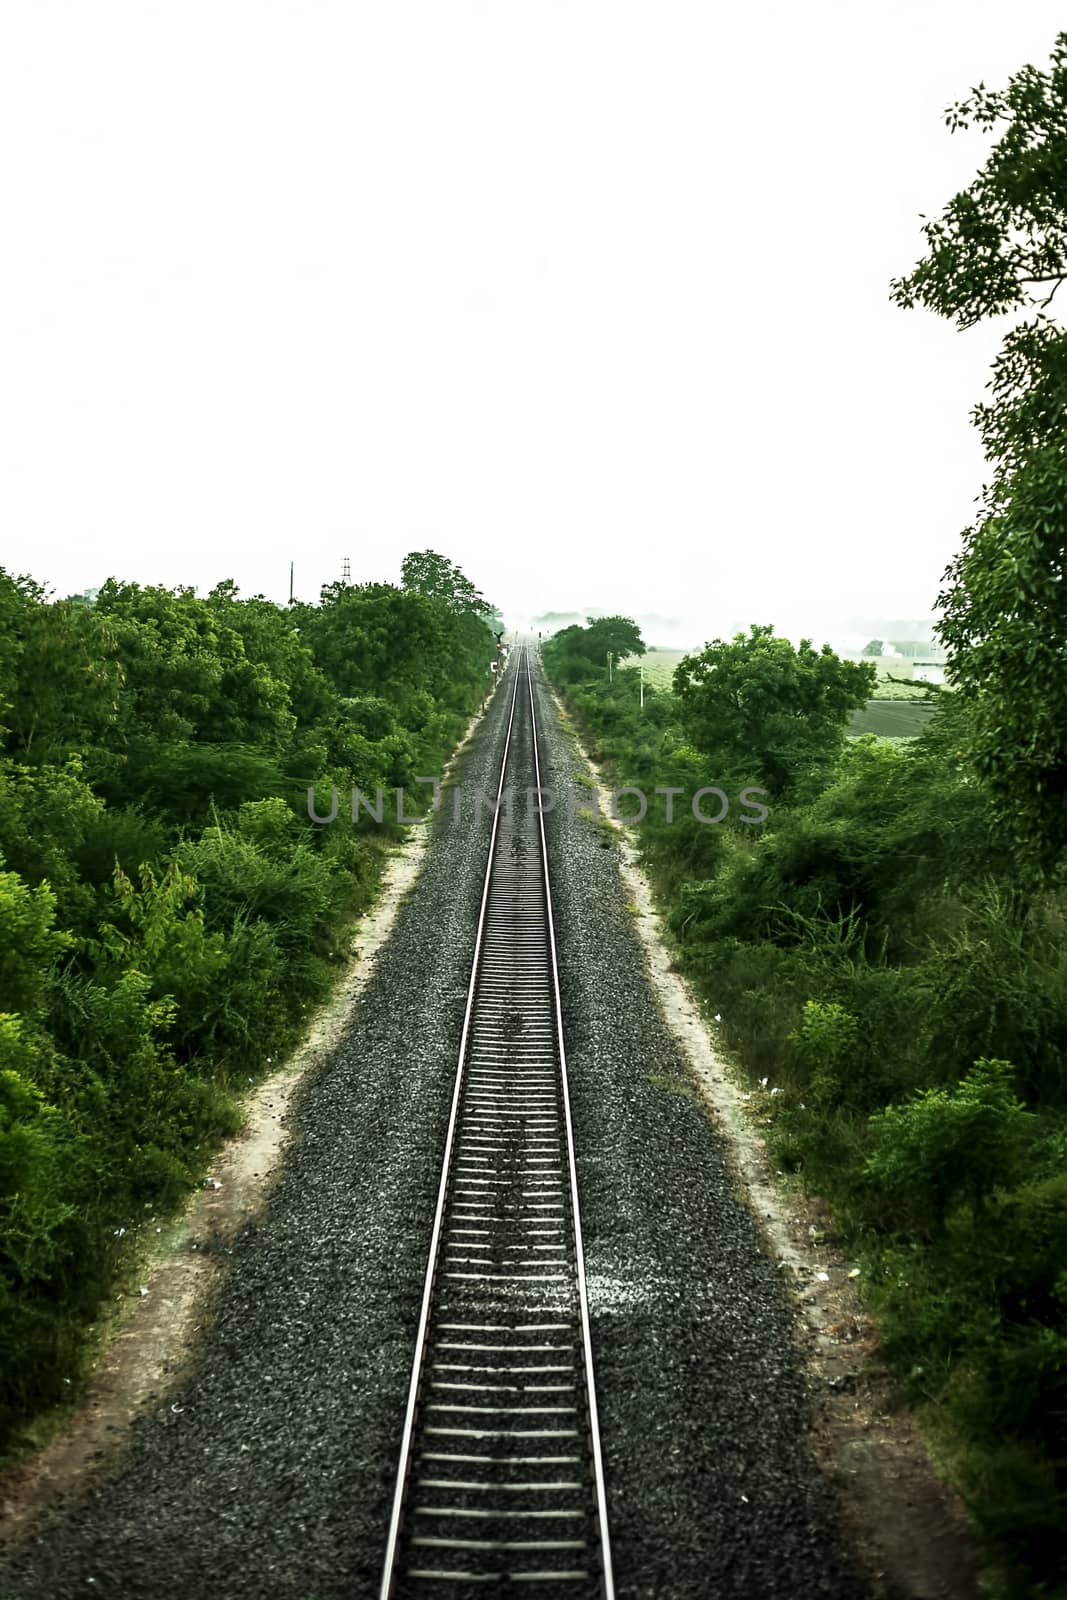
<box><xmin>2</xmin><ymin>2</ymin><xmax>1064</xmax><ymax>644</ymax></box>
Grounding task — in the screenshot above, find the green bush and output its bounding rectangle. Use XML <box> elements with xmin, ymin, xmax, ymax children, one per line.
<box><xmin>177</xmin><ymin>819</ymin><xmax>346</xmax><ymax>976</ymax></box>
<box><xmin>921</xmin><ymin>888</ymin><xmax>1067</xmax><ymax>1100</ymax></box>
<box><xmin>864</xmin><ymin>1060</ymin><xmax>1035</xmax><ymax>1236</ymax></box>
<box><xmin>0</xmin><ymin>1019</ymin><xmax>78</xmax><ymax>1290</ymax></box>
<box><xmin>789</xmin><ymin>999</ymin><xmax>860</xmax><ymax>1107</ymax></box>
<box><xmin>0</xmin><ymin>864</ymin><xmax>71</xmax><ymax>1016</ymax></box>
<box><xmin>71</xmin><ymin>804</ymin><xmax>171</xmax><ymax>890</ymax></box>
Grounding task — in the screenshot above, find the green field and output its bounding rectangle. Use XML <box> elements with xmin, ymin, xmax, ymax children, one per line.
<box><xmin>848</xmin><ymin>698</ymin><xmax>938</xmax><ymax>737</ymax></box>
<box><xmin>622</xmin><ymin>649</ymin><xmax>686</xmax><ymax>688</ymax></box>
<box><xmin>633</xmin><ymin>650</ymin><xmax>933</xmax><ymax>693</ymax></box>
<box><xmin>627</xmin><ymin>655</ymin><xmax>937</xmax><ymax>738</ymax></box>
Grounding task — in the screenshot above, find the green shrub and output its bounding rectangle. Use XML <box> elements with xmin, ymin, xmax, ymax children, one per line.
<box><xmin>177</xmin><ymin>822</ymin><xmax>345</xmax><ymax>963</ymax></box>
<box><xmin>0</xmin><ymin>864</ymin><xmax>71</xmax><ymax>1015</ymax></box>
<box><xmin>71</xmin><ymin>804</ymin><xmax>171</xmax><ymax>890</ymax></box>
<box><xmin>985</xmin><ymin>1169</ymin><xmax>1067</xmax><ymax>1327</ymax></box>
<box><xmin>87</xmin><ymin>861</ymin><xmax>288</xmax><ymax>1074</ymax></box>
<box><xmin>0</xmin><ymin>760</ymin><xmax>104</xmax><ymax>931</ymax></box>
<box><xmin>236</xmin><ymin>796</ymin><xmax>298</xmax><ymax>852</ymax></box>
<box><xmin>864</xmin><ymin>1059</ymin><xmax>1035</xmax><ymax>1236</ymax></box>
<box><xmin>0</xmin><ymin>1018</ymin><xmax>78</xmax><ymax>1289</ymax></box>
<box><xmin>922</xmin><ymin>887</ymin><xmax>1067</xmax><ymax>1100</ymax></box>
<box><xmin>789</xmin><ymin>999</ymin><xmax>860</xmax><ymax>1107</ymax></box>
<box><xmin>105</xmin><ymin>739</ymin><xmax>287</xmax><ymax>822</ymax></box>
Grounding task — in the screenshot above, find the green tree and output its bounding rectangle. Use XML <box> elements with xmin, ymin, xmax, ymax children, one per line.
<box><xmin>583</xmin><ymin>616</ymin><xmax>646</xmax><ymax>665</ymax></box>
<box><xmin>862</xmin><ymin>639</ymin><xmax>884</xmax><ymax>656</ymax></box>
<box><xmin>295</xmin><ymin>583</ymin><xmax>453</xmax><ymax>702</ymax></box>
<box><xmin>891</xmin><ymin>32</ymin><xmax>1067</xmax><ymax>868</ymax></box>
<box><xmin>0</xmin><ymin>571</ymin><xmax>34</xmax><ymax>739</ymax></box>
<box><xmin>0</xmin><ymin>575</ymin><xmax>123</xmax><ymax>766</ymax></box>
<box><xmin>543</xmin><ymin>616</ymin><xmax>645</xmax><ymax>672</ymax></box>
<box><xmin>400</xmin><ymin>549</ymin><xmax>489</xmax><ymax>616</ymax></box>
<box><xmin>673</xmin><ymin>625</ymin><xmax>875</xmax><ymax>795</ymax></box>
<box><xmin>295</xmin><ymin>573</ymin><xmax>496</xmax><ymax>733</ymax></box>
<box><xmin>96</xmin><ymin>579</ymin><xmax>294</xmax><ymax>751</ymax></box>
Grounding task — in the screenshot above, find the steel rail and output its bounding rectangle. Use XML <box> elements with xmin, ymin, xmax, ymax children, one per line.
<box><xmin>524</xmin><ymin>649</ymin><xmax>615</xmax><ymax>1598</ymax></box>
<box><xmin>379</xmin><ymin>656</ymin><xmax>525</xmax><ymax>1597</ymax></box>
<box><xmin>378</xmin><ymin>645</ymin><xmax>614</xmax><ymax>1597</ymax></box>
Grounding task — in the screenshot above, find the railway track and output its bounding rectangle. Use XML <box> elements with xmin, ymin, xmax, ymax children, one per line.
<box><xmin>380</xmin><ymin>647</ymin><xmax>614</xmax><ymax>1598</ymax></box>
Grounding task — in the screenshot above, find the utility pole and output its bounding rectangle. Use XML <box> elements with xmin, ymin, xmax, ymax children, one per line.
<box><xmin>288</xmin><ymin>561</ymin><xmax>294</xmax><ymax>605</ymax></box>
<box><xmin>607</xmin><ymin>651</ymin><xmax>613</xmax><ymax>683</ymax></box>
<box><xmin>639</xmin><ymin>661</ymin><xmax>644</xmax><ymax>708</ymax></box>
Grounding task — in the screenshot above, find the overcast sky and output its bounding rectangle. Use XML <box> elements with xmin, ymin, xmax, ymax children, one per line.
<box><xmin>2</xmin><ymin>3</ymin><xmax>1064</xmax><ymax>644</ymax></box>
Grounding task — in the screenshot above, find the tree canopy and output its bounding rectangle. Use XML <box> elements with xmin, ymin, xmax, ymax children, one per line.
<box><xmin>673</xmin><ymin>625</ymin><xmax>875</xmax><ymax>795</ymax></box>
<box><xmin>400</xmin><ymin>549</ymin><xmax>490</xmax><ymax>616</ymax></box>
<box><xmin>892</xmin><ymin>31</ymin><xmax>1067</xmax><ymax>868</ymax></box>
<box><xmin>890</xmin><ymin>37</ymin><xmax>1067</xmax><ymax>330</ymax></box>
<box><xmin>538</xmin><ymin>616</ymin><xmax>646</xmax><ymax>683</ymax></box>
<box><xmin>582</xmin><ymin>615</ymin><xmax>646</xmax><ymax>663</ymax></box>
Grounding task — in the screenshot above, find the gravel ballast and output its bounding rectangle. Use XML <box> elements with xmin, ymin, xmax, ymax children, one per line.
<box><xmin>0</xmin><ymin>659</ymin><xmax>869</xmax><ymax>1598</ymax></box>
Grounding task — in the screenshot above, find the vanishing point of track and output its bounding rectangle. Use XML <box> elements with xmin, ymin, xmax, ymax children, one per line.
<box><xmin>380</xmin><ymin>647</ymin><xmax>614</xmax><ymax>1597</ymax></box>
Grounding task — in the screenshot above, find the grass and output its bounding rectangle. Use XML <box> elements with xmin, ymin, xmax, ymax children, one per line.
<box><xmin>621</xmin><ymin>650</ymin><xmax>686</xmax><ymax>689</ymax></box>
<box><xmin>849</xmin><ymin>700</ymin><xmax>939</xmax><ymax>738</ymax></box>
